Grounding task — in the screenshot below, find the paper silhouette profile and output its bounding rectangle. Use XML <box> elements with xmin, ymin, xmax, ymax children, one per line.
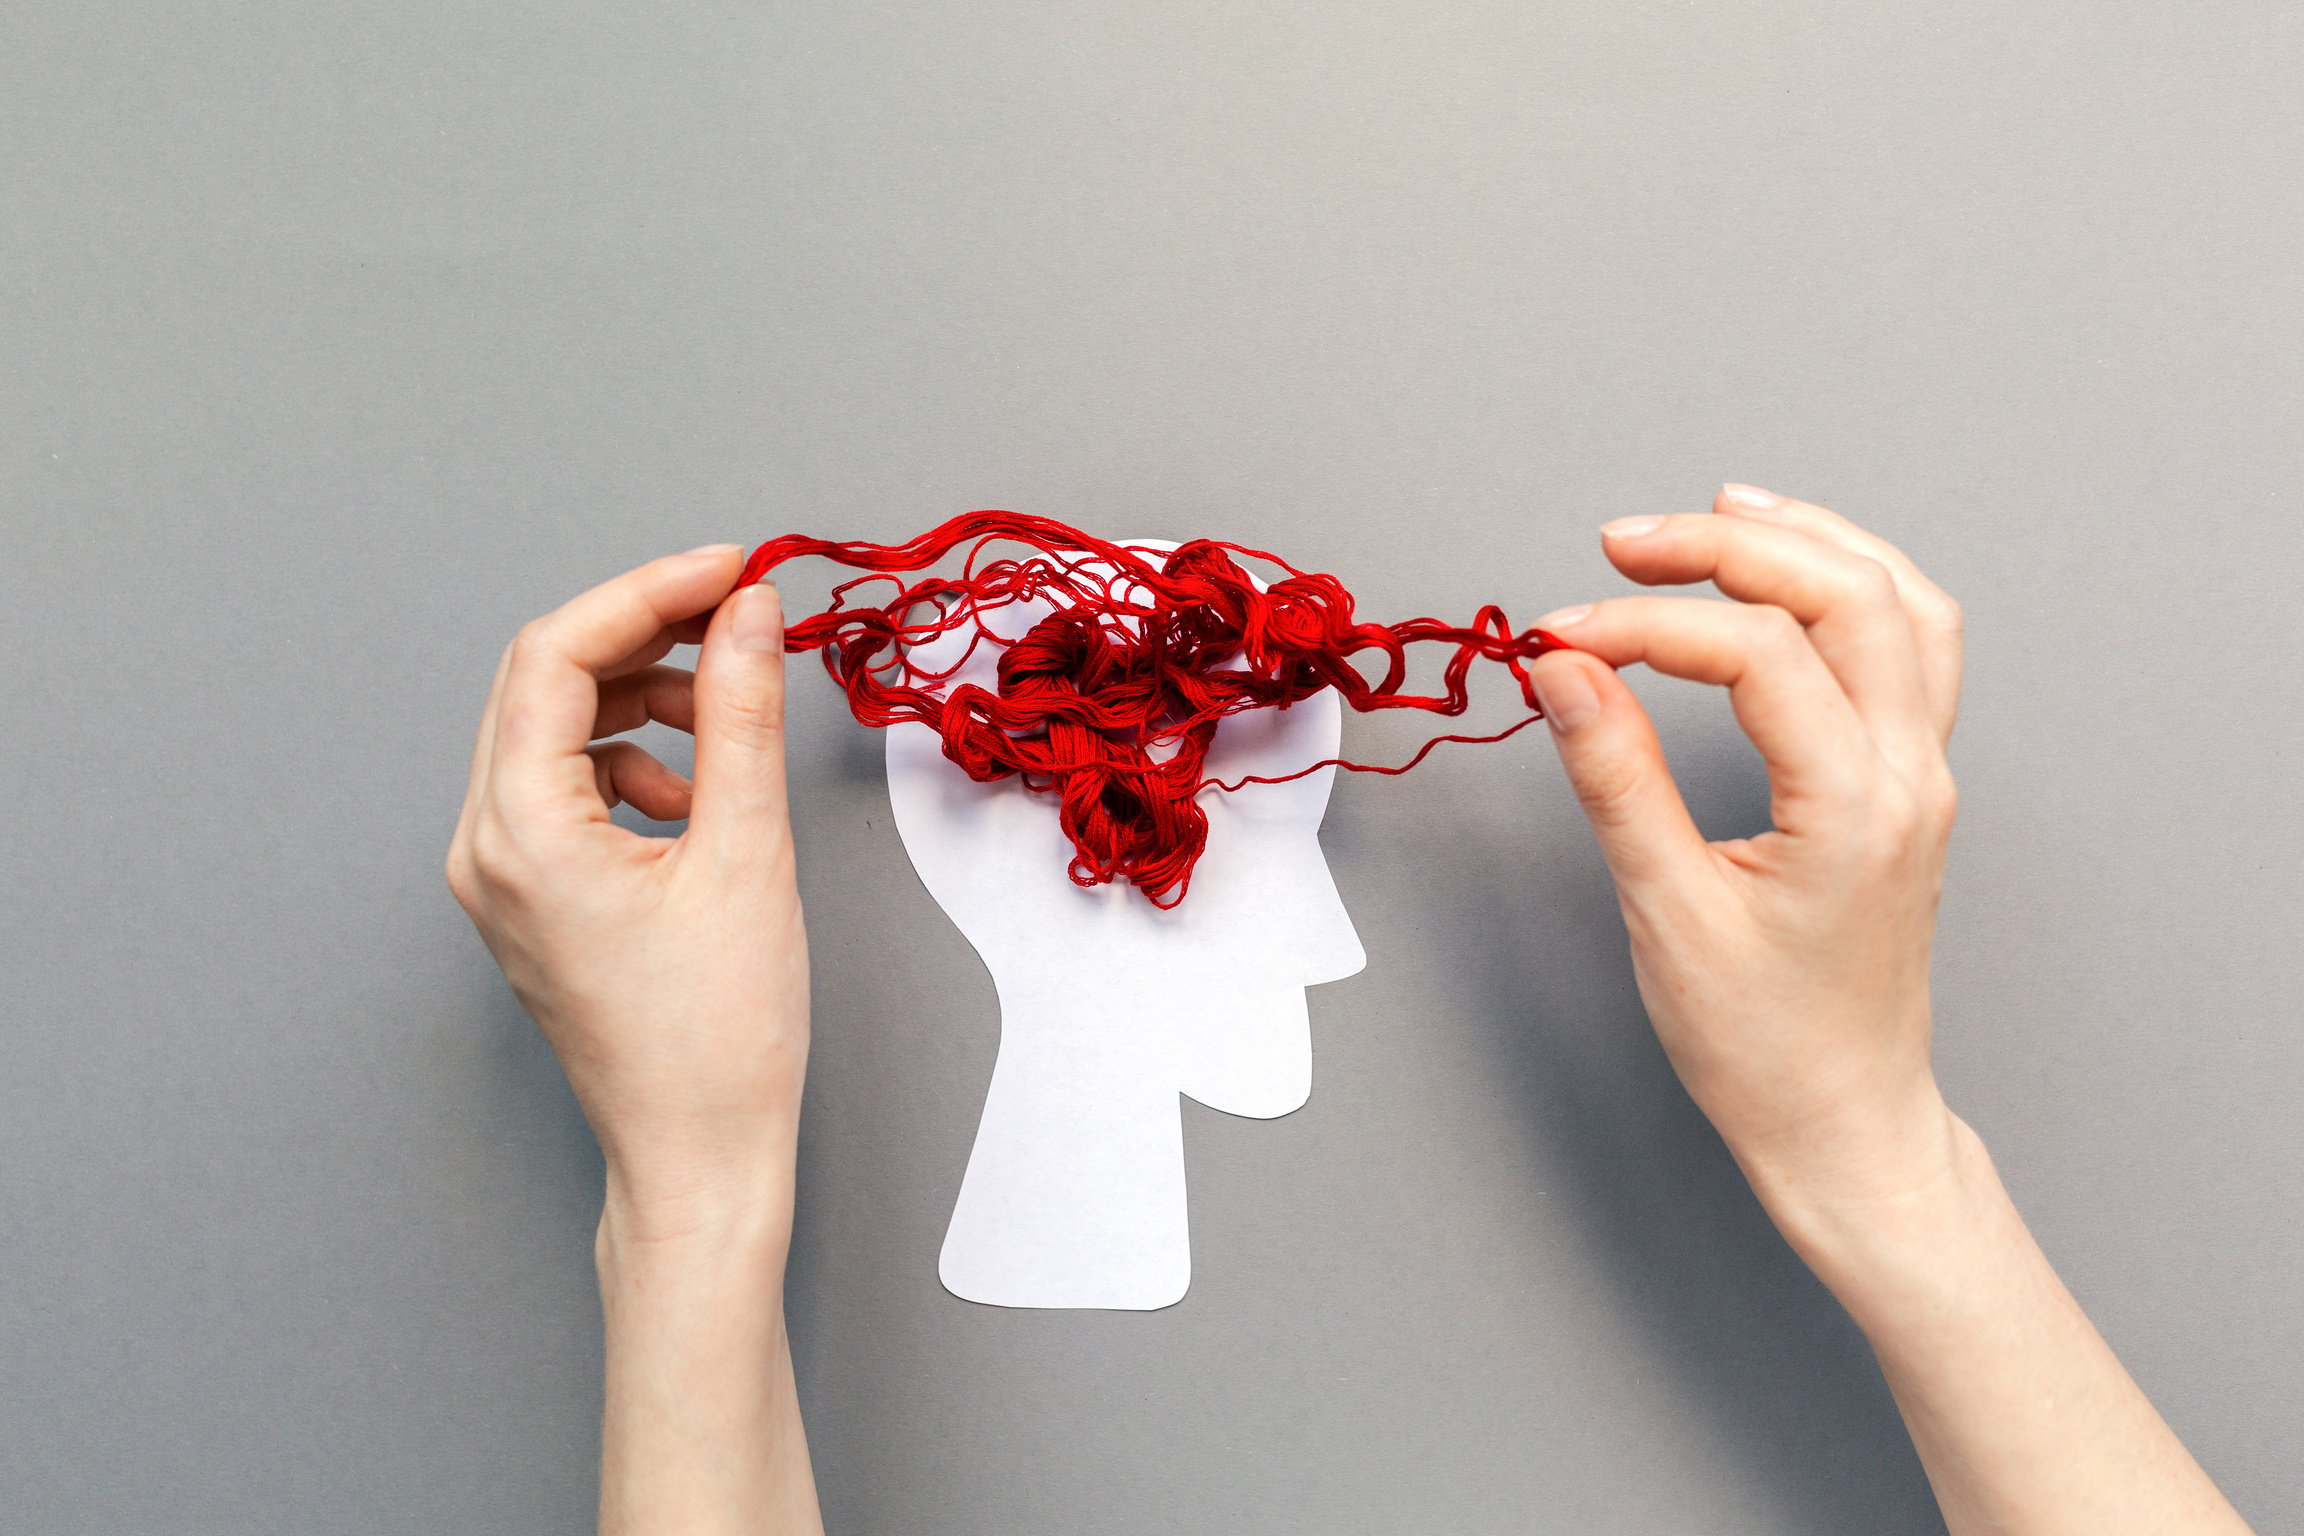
<box><xmin>740</xmin><ymin>511</ymin><xmax>1570</xmax><ymax>1309</ymax></box>
<box><xmin>887</xmin><ymin>541</ymin><xmax>1364</xmax><ymax>1309</ymax></box>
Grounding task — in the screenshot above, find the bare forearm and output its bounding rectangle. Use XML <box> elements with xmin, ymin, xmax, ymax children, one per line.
<box><xmin>596</xmin><ymin>1179</ymin><xmax>823</xmax><ymax>1536</ymax></box>
<box><xmin>1752</xmin><ymin>1111</ymin><xmax>2249</xmax><ymax>1536</ymax></box>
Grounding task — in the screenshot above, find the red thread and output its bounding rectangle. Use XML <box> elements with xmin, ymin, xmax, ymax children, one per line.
<box><xmin>742</xmin><ymin>512</ymin><xmax>1572</xmax><ymax>907</ymax></box>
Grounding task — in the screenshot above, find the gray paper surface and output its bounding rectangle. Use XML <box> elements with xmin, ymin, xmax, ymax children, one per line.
<box><xmin>3</xmin><ymin>3</ymin><xmax>2298</xmax><ymax>1531</ymax></box>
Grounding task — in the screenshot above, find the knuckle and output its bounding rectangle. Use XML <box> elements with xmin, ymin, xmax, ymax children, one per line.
<box><xmin>1574</xmin><ymin>756</ymin><xmax>1649</xmax><ymax>830</ymax></box>
<box><xmin>443</xmin><ymin>845</ymin><xmax>477</xmax><ymax>909</ymax></box>
<box><xmin>1850</xmin><ymin>782</ymin><xmax>1926</xmax><ymax>862</ymax></box>
<box><xmin>467</xmin><ymin>816</ymin><xmax>522</xmax><ymax>886</ymax></box>
<box><xmin>1845</xmin><ymin>555</ymin><xmax>1898</xmax><ymax>604</ymax></box>
<box><xmin>586</xmin><ymin>743</ymin><xmax>628</xmax><ymax>797</ymax></box>
<box><xmin>504</xmin><ymin>625</ymin><xmax>549</xmax><ymax>674</ymax></box>
<box><xmin>1922</xmin><ymin>764</ymin><xmax>1960</xmax><ymax>827</ymax></box>
<box><xmin>1927</xmin><ymin>592</ymin><xmax>1966</xmax><ymax>636</ymax></box>
<box><xmin>1745</xmin><ymin>603</ymin><xmax>1805</xmax><ymax>650</ymax></box>
<box><xmin>712</xmin><ymin>682</ymin><xmax>787</xmax><ymax>744</ymax></box>
<box><xmin>1879</xmin><ymin>785</ymin><xmax>1922</xmax><ymax>841</ymax></box>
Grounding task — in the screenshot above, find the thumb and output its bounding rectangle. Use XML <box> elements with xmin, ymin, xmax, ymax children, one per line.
<box><xmin>687</xmin><ymin>578</ymin><xmax>794</xmax><ymax>861</ymax></box>
<box><xmin>1527</xmin><ymin>648</ymin><xmax>1709</xmax><ymax>892</ymax></box>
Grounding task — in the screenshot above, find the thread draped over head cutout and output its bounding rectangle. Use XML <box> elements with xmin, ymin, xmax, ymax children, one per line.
<box><xmin>741</xmin><ymin>512</ymin><xmax>1573</xmax><ymax>907</ymax></box>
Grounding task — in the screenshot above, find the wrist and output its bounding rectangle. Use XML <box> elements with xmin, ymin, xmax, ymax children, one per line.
<box><xmin>1737</xmin><ymin>1103</ymin><xmax>2015</xmax><ymax>1328</ymax></box>
<box><xmin>598</xmin><ymin>1147</ymin><xmax>798</xmax><ymax>1264</ymax></box>
<box><xmin>593</xmin><ymin>1150</ymin><xmax>814</xmax><ymax>1536</ymax></box>
<box><xmin>1729</xmin><ymin>1078</ymin><xmax>1959</xmax><ymax>1212</ymax></box>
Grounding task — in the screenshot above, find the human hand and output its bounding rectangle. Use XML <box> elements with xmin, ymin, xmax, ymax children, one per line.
<box><xmin>446</xmin><ymin>546</ymin><xmax>808</xmax><ymax>1242</ymax></box>
<box><xmin>448</xmin><ymin>547</ymin><xmax>823</xmax><ymax>1532</ymax></box>
<box><xmin>1525</xmin><ymin>485</ymin><xmax>1966</xmax><ymax>1231</ymax></box>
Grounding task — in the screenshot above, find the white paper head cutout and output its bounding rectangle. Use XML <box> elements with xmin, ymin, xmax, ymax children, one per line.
<box><xmin>885</xmin><ymin>538</ymin><xmax>1367</xmax><ymax>1309</ymax></box>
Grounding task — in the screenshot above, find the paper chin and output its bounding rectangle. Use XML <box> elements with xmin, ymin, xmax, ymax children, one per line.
<box><xmin>886</xmin><ymin>551</ymin><xmax>1365</xmax><ymax>1309</ymax></box>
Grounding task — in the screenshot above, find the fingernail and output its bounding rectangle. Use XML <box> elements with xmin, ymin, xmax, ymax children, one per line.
<box><xmin>684</xmin><ymin>542</ymin><xmax>743</xmax><ymax>559</ymax></box>
<box><xmin>1531</xmin><ymin>659</ymin><xmax>1601</xmax><ymax>734</ymax></box>
<box><xmin>1600</xmin><ymin>515</ymin><xmax>1665</xmax><ymax>539</ymax></box>
<box><xmin>730</xmin><ymin>582</ymin><xmax>782</xmax><ymax>653</ymax></box>
<box><xmin>1533</xmin><ymin>603</ymin><xmax>1592</xmax><ymax>630</ymax></box>
<box><xmin>1719</xmin><ymin>484</ymin><xmax>1782</xmax><ymax>513</ymax></box>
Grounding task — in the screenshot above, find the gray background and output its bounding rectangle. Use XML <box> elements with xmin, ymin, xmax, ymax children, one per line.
<box><xmin>3</xmin><ymin>2</ymin><xmax>2298</xmax><ymax>1531</ymax></box>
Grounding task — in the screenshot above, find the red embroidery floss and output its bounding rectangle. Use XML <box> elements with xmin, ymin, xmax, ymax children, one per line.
<box><xmin>741</xmin><ymin>512</ymin><xmax>1573</xmax><ymax>906</ymax></box>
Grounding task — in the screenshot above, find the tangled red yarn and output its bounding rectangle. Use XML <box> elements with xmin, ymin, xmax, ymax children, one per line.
<box><xmin>740</xmin><ymin>512</ymin><xmax>1572</xmax><ymax>907</ymax></box>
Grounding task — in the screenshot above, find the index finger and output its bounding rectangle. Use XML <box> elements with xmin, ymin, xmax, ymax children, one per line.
<box><xmin>487</xmin><ymin>545</ymin><xmax>744</xmax><ymax>809</ymax></box>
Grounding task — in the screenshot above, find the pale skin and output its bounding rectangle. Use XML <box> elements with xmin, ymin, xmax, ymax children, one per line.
<box><xmin>447</xmin><ymin>489</ymin><xmax>2253</xmax><ymax>1535</ymax></box>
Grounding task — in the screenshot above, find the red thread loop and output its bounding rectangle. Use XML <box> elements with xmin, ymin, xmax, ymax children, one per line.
<box><xmin>743</xmin><ymin>512</ymin><xmax>1571</xmax><ymax>907</ymax></box>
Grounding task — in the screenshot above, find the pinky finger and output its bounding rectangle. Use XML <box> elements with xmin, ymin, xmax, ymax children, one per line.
<box><xmin>587</xmin><ymin>741</ymin><xmax>695</xmax><ymax>821</ymax></box>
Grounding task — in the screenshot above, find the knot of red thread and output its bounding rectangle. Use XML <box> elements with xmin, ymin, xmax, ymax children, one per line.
<box><xmin>741</xmin><ymin>512</ymin><xmax>1571</xmax><ymax>907</ymax></box>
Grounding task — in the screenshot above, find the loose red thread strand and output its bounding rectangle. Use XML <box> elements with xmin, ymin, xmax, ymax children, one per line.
<box><xmin>741</xmin><ymin>512</ymin><xmax>1572</xmax><ymax>907</ymax></box>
